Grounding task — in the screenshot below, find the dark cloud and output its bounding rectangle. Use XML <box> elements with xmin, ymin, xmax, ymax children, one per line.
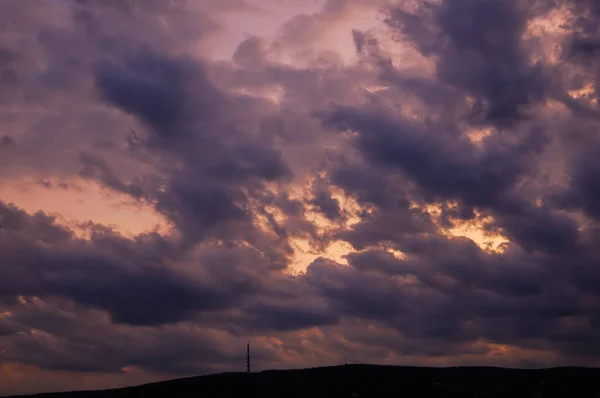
<box><xmin>94</xmin><ymin>52</ymin><xmax>192</xmax><ymax>137</ymax></box>
<box><xmin>322</xmin><ymin>106</ymin><xmax>529</xmax><ymax>208</ymax></box>
<box><xmin>307</xmin><ymin>0</ymin><xmax>600</xmax><ymax>366</ymax></box>
<box><xmin>385</xmin><ymin>0</ymin><xmax>549</xmax><ymax>127</ymax></box>
<box><xmin>351</xmin><ymin>29</ymin><xmax>367</xmax><ymax>54</ymax></box>
<box><xmin>309</xmin><ymin>188</ymin><xmax>342</xmax><ymax>221</ymax></box>
<box><xmin>2</xmin><ymin>297</ymin><xmax>248</xmax><ymax>375</ymax></box>
<box><xmin>0</xmin><ymin>201</ymin><xmax>324</xmax><ymax>330</ymax></box>
<box><xmin>0</xmin><ymin>201</ymin><xmax>262</xmax><ymax>326</ymax></box>
<box><xmin>78</xmin><ymin>152</ymin><xmax>147</xmax><ymax>199</ymax></box>
<box><xmin>233</xmin><ymin>36</ymin><xmax>266</xmax><ymax>67</ymax></box>
<box><xmin>302</xmin><ymin>241</ymin><xmax>600</xmax><ymax>360</ymax></box>
<box><xmin>1</xmin><ymin>134</ymin><xmax>15</xmax><ymax>147</ymax></box>
<box><xmin>93</xmin><ymin>48</ymin><xmax>294</xmax><ymax>248</ymax></box>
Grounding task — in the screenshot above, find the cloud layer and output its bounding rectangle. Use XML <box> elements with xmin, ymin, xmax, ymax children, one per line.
<box><xmin>2</xmin><ymin>0</ymin><xmax>600</xmax><ymax>394</ymax></box>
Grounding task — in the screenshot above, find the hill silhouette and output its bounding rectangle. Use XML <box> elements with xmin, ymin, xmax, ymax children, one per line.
<box><xmin>7</xmin><ymin>365</ymin><xmax>600</xmax><ymax>398</ymax></box>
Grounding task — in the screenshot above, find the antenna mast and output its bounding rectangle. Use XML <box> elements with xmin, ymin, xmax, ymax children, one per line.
<box><xmin>246</xmin><ymin>340</ymin><xmax>251</xmax><ymax>373</ymax></box>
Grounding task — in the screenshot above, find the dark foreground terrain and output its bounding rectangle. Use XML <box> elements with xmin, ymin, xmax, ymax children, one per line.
<box><xmin>8</xmin><ymin>365</ymin><xmax>600</xmax><ymax>398</ymax></box>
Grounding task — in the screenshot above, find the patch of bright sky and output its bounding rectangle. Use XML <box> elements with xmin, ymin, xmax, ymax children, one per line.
<box><xmin>0</xmin><ymin>176</ymin><xmax>170</xmax><ymax>238</ymax></box>
<box><xmin>466</xmin><ymin>126</ymin><xmax>494</xmax><ymax>146</ymax></box>
<box><xmin>422</xmin><ymin>203</ymin><xmax>509</xmax><ymax>253</ymax></box>
<box><xmin>255</xmin><ymin>181</ymin><xmax>361</xmax><ymax>272</ymax></box>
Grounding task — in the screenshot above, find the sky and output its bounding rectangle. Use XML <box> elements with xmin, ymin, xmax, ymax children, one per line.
<box><xmin>1</xmin><ymin>0</ymin><xmax>600</xmax><ymax>395</ymax></box>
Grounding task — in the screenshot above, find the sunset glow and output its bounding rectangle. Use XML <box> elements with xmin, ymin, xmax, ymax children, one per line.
<box><xmin>2</xmin><ymin>0</ymin><xmax>600</xmax><ymax>395</ymax></box>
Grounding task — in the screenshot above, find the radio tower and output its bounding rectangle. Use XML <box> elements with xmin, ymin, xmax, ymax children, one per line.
<box><xmin>246</xmin><ymin>340</ymin><xmax>251</xmax><ymax>373</ymax></box>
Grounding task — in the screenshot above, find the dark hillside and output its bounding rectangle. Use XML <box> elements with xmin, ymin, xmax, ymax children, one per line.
<box><xmin>7</xmin><ymin>365</ymin><xmax>600</xmax><ymax>398</ymax></box>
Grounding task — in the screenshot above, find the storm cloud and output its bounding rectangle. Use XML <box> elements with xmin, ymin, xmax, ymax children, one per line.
<box><xmin>2</xmin><ymin>0</ymin><xmax>600</xmax><ymax>395</ymax></box>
